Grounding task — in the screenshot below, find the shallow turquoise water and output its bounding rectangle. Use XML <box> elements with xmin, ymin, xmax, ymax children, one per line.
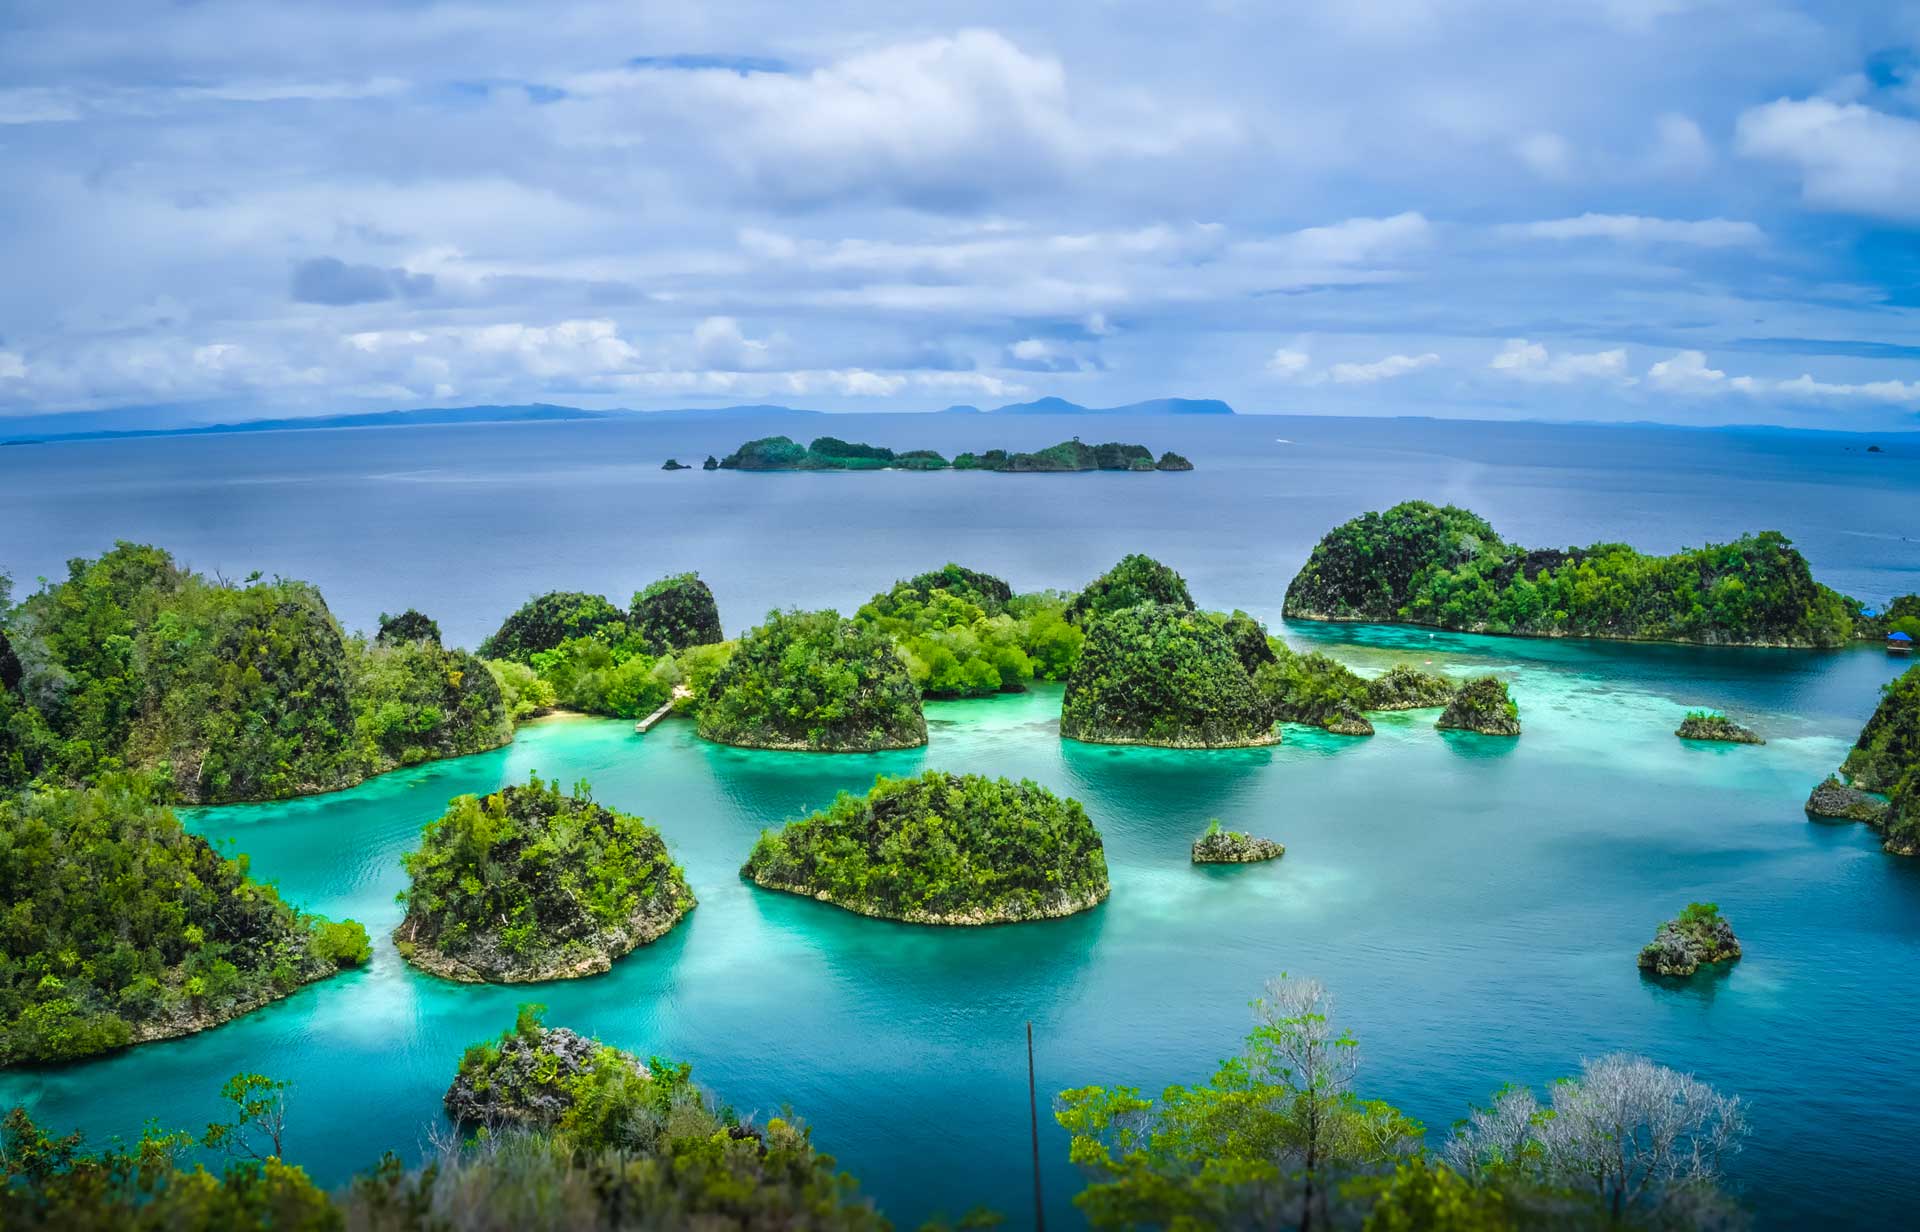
<box><xmin>2</xmin><ymin>626</ymin><xmax>1914</xmax><ymax>1227</ymax></box>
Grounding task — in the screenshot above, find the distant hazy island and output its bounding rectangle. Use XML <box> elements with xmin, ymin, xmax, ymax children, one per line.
<box><xmin>1285</xmin><ymin>500</ymin><xmax>1869</xmax><ymax>648</ymax></box>
<box><xmin>718</xmin><ymin>435</ymin><xmax>1193</xmax><ymax>473</ymax></box>
<box><xmin>742</xmin><ymin>770</ymin><xmax>1109</xmax><ymax>924</ymax></box>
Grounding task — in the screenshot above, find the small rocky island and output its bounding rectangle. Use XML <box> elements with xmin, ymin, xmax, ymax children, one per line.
<box><xmin>1191</xmin><ymin>820</ymin><xmax>1284</xmax><ymax>864</ymax></box>
<box><xmin>1435</xmin><ymin>676</ymin><xmax>1521</xmax><ymax>736</ymax></box>
<box><xmin>1805</xmin><ymin>776</ymin><xmax>1890</xmax><ymax>825</ymax></box>
<box><xmin>1061</xmin><ymin>602</ymin><xmax>1279</xmax><ymax>748</ymax></box>
<box><xmin>697</xmin><ymin>609</ymin><xmax>926</xmax><ymax>751</ymax></box>
<box><xmin>661</xmin><ymin>458</ymin><xmax>690</xmax><ymax>470</ymax></box>
<box><xmin>1676</xmin><ymin>711</ymin><xmax>1764</xmax><ymax>744</ymax></box>
<box><xmin>1638</xmin><ymin>902</ymin><xmax>1742</xmax><ymax>977</ymax></box>
<box><xmin>742</xmin><ymin>770</ymin><xmax>1109</xmax><ymax>924</ymax></box>
<box><xmin>445</xmin><ymin>1006</ymin><xmax>650</xmax><ymax>1129</ymax></box>
<box><xmin>717</xmin><ymin>435</ymin><xmax>1195</xmax><ymax>473</ymax></box>
<box><xmin>395</xmin><ymin>777</ymin><xmax>695</xmax><ymax>983</ymax></box>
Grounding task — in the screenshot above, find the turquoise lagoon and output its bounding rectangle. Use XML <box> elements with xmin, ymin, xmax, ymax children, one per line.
<box><xmin>1</xmin><ymin>625</ymin><xmax>1915</xmax><ymax>1227</ymax></box>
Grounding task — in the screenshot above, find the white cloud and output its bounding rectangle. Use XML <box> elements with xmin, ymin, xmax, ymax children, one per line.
<box><xmin>1084</xmin><ymin>311</ymin><xmax>1115</xmax><ymax>336</ymax></box>
<box><xmin>1736</xmin><ymin>97</ymin><xmax>1920</xmax><ymax>220</ymax></box>
<box><xmin>1513</xmin><ymin>213</ymin><xmax>1762</xmax><ymax>246</ymax></box>
<box><xmin>1644</xmin><ymin>351</ymin><xmax>1920</xmax><ymax>404</ymax></box>
<box><xmin>1328</xmin><ymin>352</ymin><xmax>1439</xmax><ymax>384</ymax></box>
<box><xmin>1266</xmin><ymin>347</ymin><xmax>1311</xmax><ymax>378</ymax></box>
<box><xmin>692</xmin><ymin>316</ymin><xmax>771</xmax><ymax>370</ymax></box>
<box><xmin>1010</xmin><ymin>338</ymin><xmax>1053</xmax><ymax>361</ymax></box>
<box><xmin>1260</xmin><ymin>212</ymin><xmax>1430</xmax><ymax>265</ymax></box>
<box><xmin>1649</xmin><ymin>113</ymin><xmax>1711</xmax><ymax>174</ymax></box>
<box><xmin>0</xmin><ymin>351</ymin><xmax>25</xmax><ymax>379</ymax></box>
<box><xmin>0</xmin><ymin>88</ymin><xmax>81</xmax><ymax>124</ymax></box>
<box><xmin>1490</xmin><ymin>338</ymin><xmax>1631</xmax><ymax>383</ymax></box>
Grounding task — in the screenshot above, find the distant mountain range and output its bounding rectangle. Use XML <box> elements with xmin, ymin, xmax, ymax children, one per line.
<box><xmin>0</xmin><ymin>395</ymin><xmax>1236</xmax><ymax>446</ymax></box>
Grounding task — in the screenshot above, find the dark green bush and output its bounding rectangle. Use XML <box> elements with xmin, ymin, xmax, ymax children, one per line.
<box><xmin>1061</xmin><ymin>603</ymin><xmax>1275</xmax><ymax>747</ymax></box>
<box><xmin>697</xmin><ymin>610</ymin><xmax>926</xmax><ymax>751</ymax></box>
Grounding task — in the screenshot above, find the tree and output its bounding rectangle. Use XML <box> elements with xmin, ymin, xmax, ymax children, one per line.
<box><xmin>203</xmin><ymin>1073</ymin><xmax>291</xmax><ymax>1161</ymax></box>
<box><xmin>1445</xmin><ymin>1054</ymin><xmax>1746</xmax><ymax>1225</ymax></box>
<box><xmin>1057</xmin><ymin>975</ymin><xmax>1419</xmax><ymax>1230</ymax></box>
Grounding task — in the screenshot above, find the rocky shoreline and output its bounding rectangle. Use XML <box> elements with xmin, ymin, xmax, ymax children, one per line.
<box><xmin>1191</xmin><ymin>824</ymin><xmax>1284</xmax><ymax>864</ymax></box>
<box><xmin>1676</xmin><ymin>713</ymin><xmax>1764</xmax><ymax>744</ymax></box>
<box><xmin>396</xmin><ymin>898</ymin><xmax>691</xmax><ymax>984</ymax></box>
<box><xmin>746</xmin><ymin>875</ymin><xmax>1108</xmax><ymax>925</ymax></box>
<box><xmin>1638</xmin><ymin>904</ymin><xmax>1742</xmax><ymax>977</ymax></box>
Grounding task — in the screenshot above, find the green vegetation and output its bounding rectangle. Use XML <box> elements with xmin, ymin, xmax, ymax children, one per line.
<box><xmin>3</xmin><ymin>1048</ymin><xmax>894</xmax><ymax>1231</ymax></box>
<box><xmin>1638</xmin><ymin>902</ymin><xmax>1742</xmax><ymax>977</ymax></box>
<box><xmin>662</xmin><ymin>457</ymin><xmax>690</xmax><ymax>470</ymax></box>
<box><xmin>1251</xmin><ymin>644</ymin><xmax>1375</xmax><ymax>734</ymax></box>
<box><xmin>376</xmin><ymin>609</ymin><xmax>440</xmax><ymax>645</ymax></box>
<box><xmin>1059</xmin><ymin>976</ymin><xmax>1746</xmax><ymax>1230</ymax></box>
<box><xmin>443</xmin><ymin>1003</ymin><xmax>653</xmax><ymax>1131</ymax></box>
<box><xmin>743</xmin><ymin>770</ymin><xmax>1109</xmax><ymax>924</ymax></box>
<box><xmin>347</xmin><ymin>631</ymin><xmax>512</xmax><ymax>774</ymax></box>
<box><xmin>1818</xmin><ymin>666</ymin><xmax>1920</xmax><ymax>855</ymax></box>
<box><xmin>1062</xmin><ymin>603</ymin><xmax>1277</xmax><ymax>747</ymax></box>
<box><xmin>1436</xmin><ymin>677</ymin><xmax>1521</xmax><ymax>736</ymax></box>
<box><xmin>0</xmin><ymin>780</ymin><xmax>368</xmax><ymax>1066</ymax></box>
<box><xmin>478</xmin><ymin>590</ymin><xmax>628</xmax><ymax>662</ymax></box>
<box><xmin>718</xmin><ymin>434</ymin><xmax>1193</xmax><ymax>474</ymax></box>
<box><xmin>395</xmin><ymin>776</ymin><xmax>694</xmax><ymax>983</ymax></box>
<box><xmin>697</xmin><ymin>609</ymin><xmax>926</xmax><ymax>751</ymax></box>
<box><xmin>1365</xmin><ymin>663</ymin><xmax>1457</xmax><ymax>710</ymax></box>
<box><xmin>629</xmin><ymin>572</ymin><xmax>724</xmax><ymax>653</ymax></box>
<box><xmin>854</xmin><ymin>564</ymin><xmax>1082</xmax><ymax>698</ymax></box>
<box><xmin>1065</xmin><ymin>553</ymin><xmax>1196</xmax><ymax>625</ymax></box>
<box><xmin>1675</xmin><ymin>711</ymin><xmax>1763</xmax><ymax>744</ymax></box>
<box><xmin>477</xmin><ymin>579</ymin><xmax>732</xmax><ymax>721</ymax></box>
<box><xmin>1285</xmin><ymin>500</ymin><xmax>1861</xmax><ymax>647</ymax></box>
<box><xmin>1805</xmin><ymin>774</ymin><xmax>1889</xmax><ymax>825</ymax></box>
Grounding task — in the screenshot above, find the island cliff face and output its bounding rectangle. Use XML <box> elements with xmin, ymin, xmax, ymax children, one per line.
<box><xmin>1284</xmin><ymin>501</ymin><xmax>1859</xmax><ymax>648</ymax></box>
<box><xmin>445</xmin><ymin>1010</ymin><xmax>650</xmax><ymax>1130</ymax></box>
<box><xmin>696</xmin><ymin>609</ymin><xmax>926</xmax><ymax>751</ymax></box>
<box><xmin>1191</xmin><ymin>821</ymin><xmax>1284</xmax><ymax>864</ymax></box>
<box><xmin>1061</xmin><ymin>603</ymin><xmax>1279</xmax><ymax>748</ymax></box>
<box><xmin>395</xmin><ymin>777</ymin><xmax>694</xmax><ymax>983</ymax></box>
<box><xmin>1815</xmin><ymin>666</ymin><xmax>1920</xmax><ymax>854</ymax></box>
<box><xmin>742</xmin><ymin>771</ymin><xmax>1109</xmax><ymax>925</ymax></box>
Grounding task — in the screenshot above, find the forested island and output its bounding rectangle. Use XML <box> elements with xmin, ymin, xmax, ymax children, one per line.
<box><xmin>742</xmin><ymin>770</ymin><xmax>1110</xmax><ymax>924</ymax></box>
<box><xmin>1285</xmin><ymin>500</ymin><xmax>1865</xmax><ymax>647</ymax></box>
<box><xmin>444</xmin><ymin>1005</ymin><xmax>652</xmax><ymax>1130</ymax></box>
<box><xmin>1809</xmin><ymin>665</ymin><xmax>1918</xmax><ymax>854</ymax></box>
<box><xmin>1676</xmin><ymin>711</ymin><xmax>1764</xmax><ymax>744</ymax></box>
<box><xmin>697</xmin><ymin>609</ymin><xmax>927</xmax><ymax>751</ymax></box>
<box><xmin>395</xmin><ymin>777</ymin><xmax>694</xmax><ymax>982</ymax></box>
<box><xmin>1191</xmin><ymin>820</ymin><xmax>1284</xmax><ymax>864</ymax></box>
<box><xmin>0</xmin><ymin>545</ymin><xmax>509</xmax><ymax>803</ymax></box>
<box><xmin>718</xmin><ymin>435</ymin><xmax>1193</xmax><ymax>473</ymax></box>
<box><xmin>854</xmin><ymin>563</ymin><xmax>1081</xmax><ymax>698</ymax></box>
<box><xmin>1436</xmin><ymin>677</ymin><xmax>1522</xmax><ymax>736</ymax></box>
<box><xmin>0</xmin><ymin>780</ymin><xmax>368</xmax><ymax>1064</ymax></box>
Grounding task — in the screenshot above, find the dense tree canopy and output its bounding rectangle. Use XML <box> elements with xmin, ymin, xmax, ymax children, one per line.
<box><xmin>477</xmin><ymin>591</ymin><xmax>629</xmax><ymax>662</ymax></box>
<box><xmin>1841</xmin><ymin>665</ymin><xmax>1919</xmax><ymax>792</ymax></box>
<box><xmin>1065</xmin><ymin>553</ymin><xmax>1197</xmax><ymax>625</ymax></box>
<box><xmin>744</xmin><ymin>770</ymin><xmax>1109</xmax><ymax>924</ymax></box>
<box><xmin>629</xmin><ymin>572</ymin><xmax>724</xmax><ymax>653</ymax></box>
<box><xmin>375</xmin><ymin>609</ymin><xmax>440</xmax><ymax>646</ymax></box>
<box><xmin>396</xmin><ymin>776</ymin><xmax>693</xmax><ymax>983</ymax></box>
<box><xmin>1436</xmin><ymin>677</ymin><xmax>1522</xmax><ymax>736</ymax></box>
<box><xmin>1285</xmin><ymin>501</ymin><xmax>1861</xmax><ymax>647</ymax></box>
<box><xmin>855</xmin><ymin>565</ymin><xmax>1081</xmax><ymax>698</ymax></box>
<box><xmin>697</xmin><ymin>609</ymin><xmax>926</xmax><ymax>750</ymax></box>
<box><xmin>347</xmin><ymin>633</ymin><xmax>511</xmax><ymax>774</ymax></box>
<box><xmin>0</xmin><ymin>780</ymin><xmax>368</xmax><ymax>1066</ymax></box>
<box><xmin>1061</xmin><ymin>603</ymin><xmax>1276</xmax><ymax>747</ymax></box>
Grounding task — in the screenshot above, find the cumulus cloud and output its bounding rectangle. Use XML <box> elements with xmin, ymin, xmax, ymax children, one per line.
<box><xmin>1736</xmin><ymin>97</ymin><xmax>1920</xmax><ymax>220</ymax></box>
<box><xmin>292</xmin><ymin>257</ymin><xmax>435</xmax><ymax>306</ymax></box>
<box><xmin>1328</xmin><ymin>352</ymin><xmax>1439</xmax><ymax>384</ymax></box>
<box><xmin>1645</xmin><ymin>350</ymin><xmax>1920</xmax><ymax>403</ymax></box>
<box><xmin>1266</xmin><ymin>347</ymin><xmax>1312</xmax><ymax>378</ymax></box>
<box><xmin>692</xmin><ymin>316</ymin><xmax>772</xmax><ymax>370</ymax></box>
<box><xmin>1512</xmin><ymin>214</ymin><xmax>1762</xmax><ymax>246</ymax></box>
<box><xmin>1490</xmin><ymin>338</ymin><xmax>1631</xmax><ymax>382</ymax></box>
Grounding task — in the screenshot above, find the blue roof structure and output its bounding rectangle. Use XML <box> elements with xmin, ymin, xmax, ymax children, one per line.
<box><xmin>1891</xmin><ymin>631</ymin><xmax>1914</xmax><ymax>643</ymax></box>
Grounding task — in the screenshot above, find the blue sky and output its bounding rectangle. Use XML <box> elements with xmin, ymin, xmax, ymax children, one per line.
<box><xmin>1</xmin><ymin>1</ymin><xmax>1918</xmax><ymax>427</ymax></box>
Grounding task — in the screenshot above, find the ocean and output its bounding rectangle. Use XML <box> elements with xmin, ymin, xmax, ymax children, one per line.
<box><xmin>2</xmin><ymin>412</ymin><xmax>1918</xmax><ymax>1227</ymax></box>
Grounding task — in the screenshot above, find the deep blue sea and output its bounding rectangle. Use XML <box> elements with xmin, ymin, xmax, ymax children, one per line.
<box><xmin>2</xmin><ymin>413</ymin><xmax>1918</xmax><ymax>1228</ymax></box>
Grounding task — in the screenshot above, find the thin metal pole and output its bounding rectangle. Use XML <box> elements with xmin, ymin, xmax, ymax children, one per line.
<box><xmin>1028</xmin><ymin>1020</ymin><xmax>1046</xmax><ymax>1232</ymax></box>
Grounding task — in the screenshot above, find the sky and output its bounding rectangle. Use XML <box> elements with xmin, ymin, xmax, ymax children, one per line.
<box><xmin>2</xmin><ymin>1</ymin><xmax>1919</xmax><ymax>428</ymax></box>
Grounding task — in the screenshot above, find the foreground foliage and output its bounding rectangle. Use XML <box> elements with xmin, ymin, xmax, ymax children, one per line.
<box><xmin>855</xmin><ymin>564</ymin><xmax>1082</xmax><ymax>698</ymax></box>
<box><xmin>743</xmin><ymin>770</ymin><xmax>1109</xmax><ymax>924</ymax></box>
<box><xmin>1059</xmin><ymin>976</ymin><xmax>1747</xmax><ymax>1231</ymax></box>
<box><xmin>1061</xmin><ymin>603</ymin><xmax>1277</xmax><ymax>747</ymax></box>
<box><xmin>396</xmin><ymin>776</ymin><xmax>694</xmax><ymax>982</ymax></box>
<box><xmin>0</xmin><ymin>781</ymin><xmax>368</xmax><ymax>1066</ymax></box>
<box><xmin>1285</xmin><ymin>501</ymin><xmax>1860</xmax><ymax>647</ymax></box>
<box><xmin>698</xmin><ymin>610</ymin><xmax>926</xmax><ymax>751</ymax></box>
